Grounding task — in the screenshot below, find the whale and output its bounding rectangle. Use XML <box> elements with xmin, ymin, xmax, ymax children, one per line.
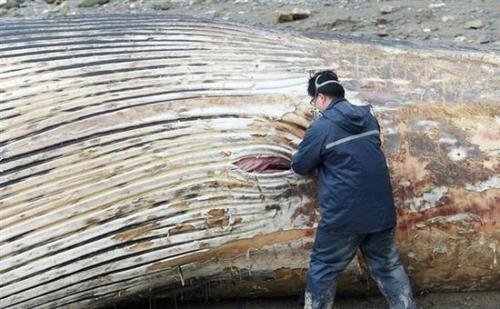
<box><xmin>0</xmin><ymin>14</ymin><xmax>498</xmax><ymax>308</ymax></box>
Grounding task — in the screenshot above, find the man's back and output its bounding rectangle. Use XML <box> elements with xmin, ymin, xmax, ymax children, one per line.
<box><xmin>292</xmin><ymin>98</ymin><xmax>396</xmax><ymax>233</ymax></box>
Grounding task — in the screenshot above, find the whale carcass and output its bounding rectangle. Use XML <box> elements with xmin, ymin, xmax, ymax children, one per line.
<box><xmin>0</xmin><ymin>14</ymin><xmax>498</xmax><ymax>308</ymax></box>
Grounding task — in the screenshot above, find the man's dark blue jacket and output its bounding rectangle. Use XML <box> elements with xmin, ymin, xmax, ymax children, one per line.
<box><xmin>292</xmin><ymin>98</ymin><xmax>396</xmax><ymax>233</ymax></box>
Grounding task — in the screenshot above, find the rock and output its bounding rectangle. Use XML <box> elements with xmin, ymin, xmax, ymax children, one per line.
<box><xmin>278</xmin><ymin>8</ymin><xmax>310</xmax><ymax>23</ymax></box>
<box><xmin>316</xmin><ymin>20</ymin><xmax>339</xmax><ymax>31</ymax></box>
<box><xmin>78</xmin><ymin>0</ymin><xmax>109</xmax><ymax>8</ymax></box>
<box><xmin>4</xmin><ymin>0</ymin><xmax>23</xmax><ymax>9</ymax></box>
<box><xmin>375</xmin><ymin>17</ymin><xmax>388</xmax><ymax>25</ymax></box>
<box><xmin>201</xmin><ymin>10</ymin><xmax>218</xmax><ymax>18</ymax></box>
<box><xmin>278</xmin><ymin>13</ymin><xmax>294</xmax><ymax>23</ymax></box>
<box><xmin>377</xmin><ymin>29</ymin><xmax>389</xmax><ymax>37</ymax></box>
<box><xmin>416</xmin><ymin>8</ymin><xmax>434</xmax><ymax>20</ymax></box>
<box><xmin>423</xmin><ymin>28</ymin><xmax>431</xmax><ymax>33</ymax></box>
<box><xmin>464</xmin><ymin>19</ymin><xmax>484</xmax><ymax>29</ymax></box>
<box><xmin>429</xmin><ymin>3</ymin><xmax>446</xmax><ymax>9</ymax></box>
<box><xmin>57</xmin><ymin>0</ymin><xmax>68</xmax><ymax>10</ymax></box>
<box><xmin>454</xmin><ymin>35</ymin><xmax>467</xmax><ymax>43</ymax></box>
<box><xmin>441</xmin><ymin>15</ymin><xmax>455</xmax><ymax>22</ymax></box>
<box><xmin>479</xmin><ymin>36</ymin><xmax>491</xmax><ymax>44</ymax></box>
<box><xmin>379</xmin><ymin>4</ymin><xmax>394</xmax><ymax>14</ymax></box>
<box><xmin>151</xmin><ymin>0</ymin><xmax>172</xmax><ymax>11</ymax></box>
<box><xmin>44</xmin><ymin>0</ymin><xmax>65</xmax><ymax>4</ymax></box>
<box><xmin>400</xmin><ymin>32</ymin><xmax>410</xmax><ymax>39</ymax></box>
<box><xmin>0</xmin><ymin>0</ymin><xmax>6</xmax><ymax>8</ymax></box>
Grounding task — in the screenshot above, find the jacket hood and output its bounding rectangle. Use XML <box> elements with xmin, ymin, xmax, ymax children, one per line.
<box><xmin>322</xmin><ymin>98</ymin><xmax>369</xmax><ymax>134</ymax></box>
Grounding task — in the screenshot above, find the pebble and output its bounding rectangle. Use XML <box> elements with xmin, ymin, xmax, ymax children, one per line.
<box><xmin>429</xmin><ymin>3</ymin><xmax>446</xmax><ymax>9</ymax></box>
<box><xmin>278</xmin><ymin>8</ymin><xmax>311</xmax><ymax>23</ymax></box>
<box><xmin>464</xmin><ymin>19</ymin><xmax>484</xmax><ymax>29</ymax></box>
<box><xmin>454</xmin><ymin>35</ymin><xmax>467</xmax><ymax>42</ymax></box>
<box><xmin>44</xmin><ymin>0</ymin><xmax>65</xmax><ymax>4</ymax></box>
<box><xmin>375</xmin><ymin>16</ymin><xmax>388</xmax><ymax>25</ymax></box>
<box><xmin>78</xmin><ymin>0</ymin><xmax>109</xmax><ymax>8</ymax></box>
<box><xmin>202</xmin><ymin>10</ymin><xmax>217</xmax><ymax>17</ymax></box>
<box><xmin>3</xmin><ymin>0</ymin><xmax>23</xmax><ymax>8</ymax></box>
<box><xmin>379</xmin><ymin>4</ymin><xmax>394</xmax><ymax>14</ymax></box>
<box><xmin>441</xmin><ymin>15</ymin><xmax>455</xmax><ymax>22</ymax></box>
<box><xmin>151</xmin><ymin>1</ymin><xmax>171</xmax><ymax>11</ymax></box>
<box><xmin>377</xmin><ymin>29</ymin><xmax>389</xmax><ymax>37</ymax></box>
<box><xmin>479</xmin><ymin>36</ymin><xmax>491</xmax><ymax>44</ymax></box>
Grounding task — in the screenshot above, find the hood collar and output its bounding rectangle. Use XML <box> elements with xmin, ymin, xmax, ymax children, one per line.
<box><xmin>325</xmin><ymin>97</ymin><xmax>347</xmax><ymax>111</ymax></box>
<box><xmin>322</xmin><ymin>97</ymin><xmax>368</xmax><ymax>134</ymax></box>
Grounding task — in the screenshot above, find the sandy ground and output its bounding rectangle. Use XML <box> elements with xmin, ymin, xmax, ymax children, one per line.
<box><xmin>111</xmin><ymin>292</ymin><xmax>500</xmax><ymax>308</ymax></box>
<box><xmin>1</xmin><ymin>0</ymin><xmax>499</xmax><ymax>50</ymax></box>
<box><xmin>2</xmin><ymin>1</ymin><xmax>499</xmax><ymax>308</ymax></box>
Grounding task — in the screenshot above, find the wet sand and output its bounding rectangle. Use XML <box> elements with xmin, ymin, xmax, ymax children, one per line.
<box><xmin>110</xmin><ymin>291</ymin><xmax>500</xmax><ymax>308</ymax></box>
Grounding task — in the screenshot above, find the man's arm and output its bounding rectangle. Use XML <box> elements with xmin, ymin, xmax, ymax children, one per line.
<box><xmin>291</xmin><ymin>124</ymin><xmax>324</xmax><ymax>175</ymax></box>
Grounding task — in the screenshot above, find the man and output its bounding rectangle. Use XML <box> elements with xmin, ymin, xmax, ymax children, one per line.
<box><xmin>292</xmin><ymin>70</ymin><xmax>416</xmax><ymax>309</ymax></box>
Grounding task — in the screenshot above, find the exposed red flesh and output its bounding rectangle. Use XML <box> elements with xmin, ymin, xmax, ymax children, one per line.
<box><xmin>234</xmin><ymin>156</ymin><xmax>291</xmax><ymax>173</ymax></box>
